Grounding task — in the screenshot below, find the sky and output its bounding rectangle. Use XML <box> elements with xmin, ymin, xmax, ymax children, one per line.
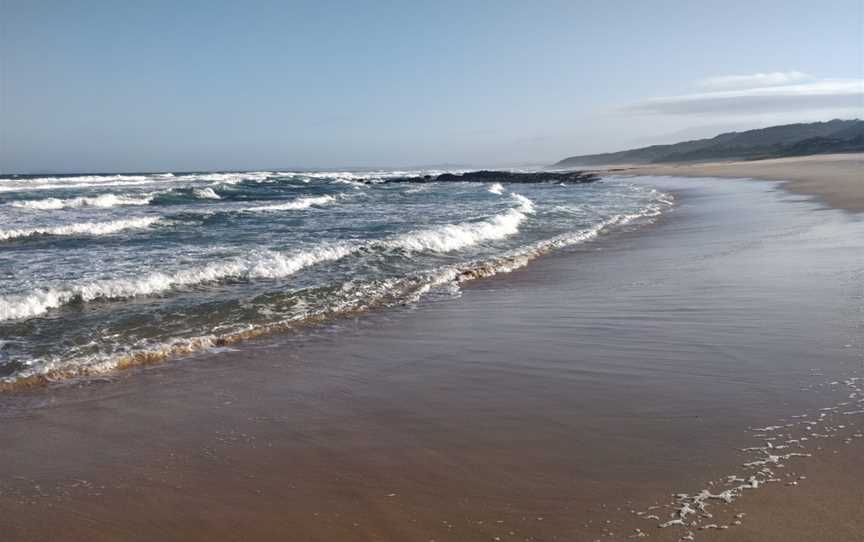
<box><xmin>1</xmin><ymin>0</ymin><xmax>862</xmax><ymax>173</ymax></box>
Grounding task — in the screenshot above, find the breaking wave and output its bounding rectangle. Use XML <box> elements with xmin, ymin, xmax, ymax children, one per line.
<box><xmin>0</xmin><ymin>195</ymin><xmax>670</xmax><ymax>388</ymax></box>
<box><xmin>0</xmin><ymin>194</ymin><xmax>536</xmax><ymax>321</ymax></box>
<box><xmin>383</xmin><ymin>193</ymin><xmax>534</xmax><ymax>253</ymax></box>
<box><xmin>0</xmin><ymin>173</ymin><xmax>676</xmax><ymax>389</ymax></box>
<box><xmin>192</xmin><ymin>187</ymin><xmax>221</xmax><ymax>199</ymax></box>
<box><xmin>0</xmin><ymin>174</ymin><xmax>174</xmax><ymax>193</ymax></box>
<box><xmin>0</xmin><ymin>172</ymin><xmax>282</xmax><ymax>194</ymax></box>
<box><xmin>0</xmin><ymin>244</ymin><xmax>356</xmax><ymax>321</ymax></box>
<box><xmin>10</xmin><ymin>193</ymin><xmax>155</xmax><ymax>210</ymax></box>
<box><xmin>0</xmin><ymin>216</ymin><xmax>161</xmax><ymax>242</ymax></box>
<box><xmin>242</xmin><ymin>195</ymin><xmax>336</xmax><ymax>212</ymax></box>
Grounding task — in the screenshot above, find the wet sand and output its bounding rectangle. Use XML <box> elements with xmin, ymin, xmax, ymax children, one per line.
<box><xmin>1</xmin><ymin>177</ymin><xmax>863</xmax><ymax>541</ymax></box>
<box><xmin>684</xmin><ymin>439</ymin><xmax>864</xmax><ymax>542</ymax></box>
<box><xmin>613</xmin><ymin>153</ymin><xmax>864</xmax><ymax>212</ymax></box>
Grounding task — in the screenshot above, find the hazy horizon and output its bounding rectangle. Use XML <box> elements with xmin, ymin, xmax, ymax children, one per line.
<box><xmin>2</xmin><ymin>1</ymin><xmax>863</xmax><ymax>174</ymax></box>
<box><xmin>4</xmin><ymin>117</ymin><xmax>861</xmax><ymax>176</ymax></box>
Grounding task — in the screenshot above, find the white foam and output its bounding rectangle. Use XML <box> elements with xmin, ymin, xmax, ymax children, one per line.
<box><xmin>0</xmin><ymin>174</ymin><xmax>185</xmax><ymax>193</ymax></box>
<box><xmin>332</xmin><ymin>178</ymin><xmax>367</xmax><ymax>188</ymax></box>
<box><xmin>383</xmin><ymin>193</ymin><xmax>535</xmax><ymax>253</ymax></box>
<box><xmin>0</xmin><ymin>179</ymin><xmax>160</xmax><ymax>193</ymax></box>
<box><xmin>0</xmin><ymin>195</ymin><xmax>536</xmax><ymax>321</ymax></box>
<box><xmin>645</xmin><ymin>370</ymin><xmax>864</xmax><ymax>535</ymax></box>
<box><xmin>0</xmin><ymin>244</ymin><xmax>356</xmax><ymax>321</ymax></box>
<box><xmin>0</xmin><ymin>216</ymin><xmax>161</xmax><ymax>242</ymax></box>
<box><xmin>426</xmin><ymin>196</ymin><xmax>672</xmax><ymax>287</ymax></box>
<box><xmin>0</xmin><ymin>190</ymin><xmax>675</xmax><ymax>329</ymax></box>
<box><xmin>179</xmin><ymin>171</ymin><xmax>276</xmax><ymax>184</ymax></box>
<box><xmin>242</xmin><ymin>195</ymin><xmax>335</xmax><ymax>212</ymax></box>
<box><xmin>488</xmin><ymin>182</ymin><xmax>505</xmax><ymax>195</ymax></box>
<box><xmin>10</xmin><ymin>193</ymin><xmax>154</xmax><ymax>210</ymax></box>
<box><xmin>280</xmin><ymin>169</ymin><xmax>479</xmax><ymax>187</ymax></box>
<box><xmin>0</xmin><ymin>188</ymin><xmax>680</xmax><ymax>384</ymax></box>
<box><xmin>0</xmin><ymin>174</ymin><xmax>154</xmax><ymax>187</ymax></box>
<box><xmin>333</xmin><ymin>194</ymin><xmax>666</xmax><ymax>310</ymax></box>
<box><xmin>0</xmin><ymin>172</ymin><xmax>280</xmax><ymax>193</ymax></box>
<box><xmin>404</xmin><ymin>185</ymin><xmax>431</xmax><ymax>194</ymax></box>
<box><xmin>509</xmin><ymin>192</ymin><xmax>535</xmax><ymax>212</ymax></box>
<box><xmin>192</xmin><ymin>187</ymin><xmax>221</xmax><ymax>199</ymax></box>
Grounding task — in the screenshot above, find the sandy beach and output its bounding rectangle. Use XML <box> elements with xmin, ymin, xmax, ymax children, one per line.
<box><xmin>1</xmin><ymin>173</ymin><xmax>863</xmax><ymax>541</ymax></box>
<box><xmin>613</xmin><ymin>153</ymin><xmax>864</xmax><ymax>212</ymax></box>
<box><xmin>4</xmin><ymin>1</ymin><xmax>862</xmax><ymax>540</ymax></box>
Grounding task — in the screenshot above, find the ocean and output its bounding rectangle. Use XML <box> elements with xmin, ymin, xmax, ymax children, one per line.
<box><xmin>0</xmin><ymin>170</ymin><xmax>671</xmax><ymax>386</ymax></box>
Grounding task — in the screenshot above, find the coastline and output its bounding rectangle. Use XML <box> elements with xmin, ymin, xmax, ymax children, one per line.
<box><xmin>1</xmin><ymin>175</ymin><xmax>863</xmax><ymax>541</ymax></box>
<box><xmin>604</xmin><ymin>153</ymin><xmax>864</xmax><ymax>212</ymax></box>
<box><xmin>677</xmin><ymin>438</ymin><xmax>864</xmax><ymax>542</ymax></box>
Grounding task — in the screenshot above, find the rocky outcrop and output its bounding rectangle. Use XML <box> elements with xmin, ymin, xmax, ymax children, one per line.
<box><xmin>385</xmin><ymin>170</ymin><xmax>599</xmax><ymax>184</ymax></box>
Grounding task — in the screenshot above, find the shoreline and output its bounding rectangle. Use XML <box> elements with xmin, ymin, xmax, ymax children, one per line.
<box><xmin>1</xmin><ymin>176</ymin><xmax>863</xmax><ymax>541</ymax></box>
<box><xmin>601</xmin><ymin>153</ymin><xmax>864</xmax><ymax>212</ymax></box>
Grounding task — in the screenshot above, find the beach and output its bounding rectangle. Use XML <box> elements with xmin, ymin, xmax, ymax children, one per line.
<box><xmin>1</xmin><ymin>168</ymin><xmax>863</xmax><ymax>541</ymax></box>
<box><xmin>615</xmin><ymin>153</ymin><xmax>864</xmax><ymax>212</ymax></box>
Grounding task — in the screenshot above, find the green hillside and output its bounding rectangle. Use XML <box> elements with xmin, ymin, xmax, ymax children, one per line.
<box><xmin>552</xmin><ymin>119</ymin><xmax>864</xmax><ymax>168</ymax></box>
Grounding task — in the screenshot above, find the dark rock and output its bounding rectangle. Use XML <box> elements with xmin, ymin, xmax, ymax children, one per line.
<box><xmin>380</xmin><ymin>170</ymin><xmax>599</xmax><ymax>185</ymax></box>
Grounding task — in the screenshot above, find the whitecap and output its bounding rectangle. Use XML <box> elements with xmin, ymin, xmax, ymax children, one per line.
<box><xmin>488</xmin><ymin>182</ymin><xmax>505</xmax><ymax>195</ymax></box>
<box><xmin>192</xmin><ymin>187</ymin><xmax>221</xmax><ymax>199</ymax></box>
<box><xmin>10</xmin><ymin>193</ymin><xmax>154</xmax><ymax>210</ymax></box>
<box><xmin>0</xmin><ymin>190</ymin><xmax>671</xmax><ymax>325</ymax></box>
<box><xmin>382</xmin><ymin>193</ymin><xmax>535</xmax><ymax>253</ymax></box>
<box><xmin>0</xmin><ymin>244</ymin><xmax>356</xmax><ymax>321</ymax></box>
<box><xmin>0</xmin><ymin>174</ymin><xmax>154</xmax><ymax>187</ymax></box>
<box><xmin>0</xmin><ymin>216</ymin><xmax>161</xmax><ymax>242</ymax></box>
<box><xmin>242</xmin><ymin>195</ymin><xmax>335</xmax><ymax>212</ymax></box>
<box><xmin>0</xmin><ymin>195</ymin><xmax>534</xmax><ymax>320</ymax></box>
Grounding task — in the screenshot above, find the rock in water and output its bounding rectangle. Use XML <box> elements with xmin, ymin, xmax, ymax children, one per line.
<box><xmin>382</xmin><ymin>170</ymin><xmax>600</xmax><ymax>184</ymax></box>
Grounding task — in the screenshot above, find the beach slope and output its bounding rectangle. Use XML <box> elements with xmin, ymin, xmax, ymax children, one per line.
<box><xmin>613</xmin><ymin>153</ymin><xmax>863</xmax><ymax>211</ymax></box>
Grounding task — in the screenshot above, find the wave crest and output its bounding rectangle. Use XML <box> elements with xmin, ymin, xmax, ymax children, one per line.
<box><xmin>488</xmin><ymin>182</ymin><xmax>504</xmax><ymax>195</ymax></box>
<box><xmin>0</xmin><ymin>216</ymin><xmax>161</xmax><ymax>242</ymax></box>
<box><xmin>384</xmin><ymin>193</ymin><xmax>534</xmax><ymax>253</ymax></box>
<box><xmin>242</xmin><ymin>195</ymin><xmax>336</xmax><ymax>212</ymax></box>
<box><xmin>0</xmin><ymin>195</ymin><xmax>534</xmax><ymax>319</ymax></box>
<box><xmin>11</xmin><ymin>193</ymin><xmax>154</xmax><ymax>210</ymax></box>
<box><xmin>0</xmin><ymin>194</ymin><xmax>672</xmax><ymax>387</ymax></box>
<box><xmin>0</xmin><ymin>244</ymin><xmax>356</xmax><ymax>321</ymax></box>
<box><xmin>192</xmin><ymin>187</ymin><xmax>221</xmax><ymax>199</ymax></box>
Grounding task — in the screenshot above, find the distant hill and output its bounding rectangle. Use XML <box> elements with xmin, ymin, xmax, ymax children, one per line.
<box><xmin>552</xmin><ymin>119</ymin><xmax>864</xmax><ymax>168</ymax></box>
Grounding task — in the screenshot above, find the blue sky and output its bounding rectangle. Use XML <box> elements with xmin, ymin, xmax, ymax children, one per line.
<box><xmin>2</xmin><ymin>0</ymin><xmax>862</xmax><ymax>172</ymax></box>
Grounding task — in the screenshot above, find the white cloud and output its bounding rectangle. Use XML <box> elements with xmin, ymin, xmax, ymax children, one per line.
<box><xmin>697</xmin><ymin>71</ymin><xmax>810</xmax><ymax>90</ymax></box>
<box><xmin>624</xmin><ymin>79</ymin><xmax>864</xmax><ymax>116</ymax></box>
